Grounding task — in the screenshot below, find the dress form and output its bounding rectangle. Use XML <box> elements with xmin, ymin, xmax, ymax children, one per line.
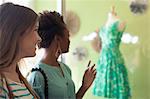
<box><xmin>105</xmin><ymin>7</ymin><xmax>126</xmax><ymax>31</ymax></box>
<box><xmin>92</xmin><ymin>6</ymin><xmax>131</xmax><ymax>99</ymax></box>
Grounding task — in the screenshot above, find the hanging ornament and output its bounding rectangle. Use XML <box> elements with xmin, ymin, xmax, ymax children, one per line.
<box><xmin>129</xmin><ymin>0</ymin><xmax>148</xmax><ymax>15</ymax></box>
<box><xmin>72</xmin><ymin>47</ymin><xmax>88</xmax><ymax>61</ymax></box>
<box><xmin>65</xmin><ymin>10</ymin><xmax>80</xmax><ymax>37</ymax></box>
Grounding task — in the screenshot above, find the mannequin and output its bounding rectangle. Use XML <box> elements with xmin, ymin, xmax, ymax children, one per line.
<box><xmin>91</xmin><ymin>7</ymin><xmax>125</xmax><ymax>53</ymax></box>
<box><xmin>92</xmin><ymin>7</ymin><xmax>131</xmax><ymax>99</ymax></box>
<box><xmin>105</xmin><ymin>6</ymin><xmax>126</xmax><ymax>31</ymax></box>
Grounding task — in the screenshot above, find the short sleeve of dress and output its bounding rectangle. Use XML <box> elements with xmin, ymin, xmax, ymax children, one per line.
<box><xmin>27</xmin><ymin>71</ymin><xmax>45</xmax><ymax>99</ymax></box>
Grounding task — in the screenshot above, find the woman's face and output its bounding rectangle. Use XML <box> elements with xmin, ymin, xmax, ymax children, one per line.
<box><xmin>19</xmin><ymin>22</ymin><xmax>41</xmax><ymax>58</ymax></box>
<box><xmin>60</xmin><ymin>29</ymin><xmax>70</xmax><ymax>53</ymax></box>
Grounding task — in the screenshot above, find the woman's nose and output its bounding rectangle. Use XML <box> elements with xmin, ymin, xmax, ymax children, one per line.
<box><xmin>36</xmin><ymin>32</ymin><xmax>42</xmax><ymax>43</ymax></box>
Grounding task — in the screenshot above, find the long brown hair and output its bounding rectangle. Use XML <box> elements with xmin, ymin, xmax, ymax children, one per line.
<box><xmin>0</xmin><ymin>3</ymin><xmax>39</xmax><ymax>98</ymax></box>
<box><xmin>0</xmin><ymin>2</ymin><xmax>37</xmax><ymax>68</ymax></box>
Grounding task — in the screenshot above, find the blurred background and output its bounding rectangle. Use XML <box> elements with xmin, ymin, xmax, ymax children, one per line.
<box><xmin>1</xmin><ymin>0</ymin><xmax>149</xmax><ymax>99</ymax></box>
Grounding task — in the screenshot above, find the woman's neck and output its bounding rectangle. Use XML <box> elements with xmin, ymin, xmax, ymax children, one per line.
<box><xmin>0</xmin><ymin>63</ymin><xmax>17</xmax><ymax>73</ymax></box>
<box><xmin>41</xmin><ymin>50</ymin><xmax>60</xmax><ymax>67</ymax></box>
<box><xmin>0</xmin><ymin>63</ymin><xmax>21</xmax><ymax>83</ymax></box>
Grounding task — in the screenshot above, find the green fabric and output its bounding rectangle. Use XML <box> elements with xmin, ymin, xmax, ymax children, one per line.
<box><xmin>27</xmin><ymin>62</ymin><xmax>76</xmax><ymax>99</ymax></box>
<box><xmin>92</xmin><ymin>21</ymin><xmax>131</xmax><ymax>99</ymax></box>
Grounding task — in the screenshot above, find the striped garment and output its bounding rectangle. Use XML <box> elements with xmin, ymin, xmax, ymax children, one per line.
<box><xmin>0</xmin><ymin>77</ymin><xmax>33</xmax><ymax>99</ymax></box>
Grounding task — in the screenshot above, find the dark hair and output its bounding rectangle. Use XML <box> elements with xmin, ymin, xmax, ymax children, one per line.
<box><xmin>0</xmin><ymin>3</ymin><xmax>38</xmax><ymax>68</ymax></box>
<box><xmin>38</xmin><ymin>11</ymin><xmax>66</xmax><ymax>48</ymax></box>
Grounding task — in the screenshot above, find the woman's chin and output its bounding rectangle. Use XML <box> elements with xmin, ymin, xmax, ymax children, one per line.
<box><xmin>31</xmin><ymin>53</ymin><xmax>36</xmax><ymax>57</ymax></box>
<box><xmin>26</xmin><ymin>54</ymin><xmax>36</xmax><ymax>58</ymax></box>
<box><xmin>29</xmin><ymin>49</ymin><xmax>36</xmax><ymax>57</ymax></box>
<box><xmin>64</xmin><ymin>50</ymin><xmax>69</xmax><ymax>53</ymax></box>
<box><xmin>25</xmin><ymin>52</ymin><xmax>36</xmax><ymax>58</ymax></box>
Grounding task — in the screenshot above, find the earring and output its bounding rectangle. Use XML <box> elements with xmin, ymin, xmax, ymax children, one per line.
<box><xmin>55</xmin><ymin>44</ymin><xmax>61</xmax><ymax>58</ymax></box>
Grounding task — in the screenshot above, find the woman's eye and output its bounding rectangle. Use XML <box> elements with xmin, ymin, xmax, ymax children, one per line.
<box><xmin>34</xmin><ymin>29</ymin><xmax>38</xmax><ymax>32</ymax></box>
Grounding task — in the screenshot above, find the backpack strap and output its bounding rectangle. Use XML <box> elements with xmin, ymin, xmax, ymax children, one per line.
<box><xmin>31</xmin><ymin>68</ymin><xmax>48</xmax><ymax>99</ymax></box>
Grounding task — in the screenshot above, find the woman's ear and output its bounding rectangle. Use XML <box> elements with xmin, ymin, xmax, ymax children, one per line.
<box><xmin>54</xmin><ymin>35</ymin><xmax>61</xmax><ymax>45</ymax></box>
<box><xmin>54</xmin><ymin>35</ymin><xmax>59</xmax><ymax>41</ymax></box>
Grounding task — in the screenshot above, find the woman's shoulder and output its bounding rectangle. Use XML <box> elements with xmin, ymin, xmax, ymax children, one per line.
<box><xmin>59</xmin><ymin>62</ymin><xmax>72</xmax><ymax>74</ymax></box>
<box><xmin>59</xmin><ymin>62</ymin><xmax>70</xmax><ymax>69</ymax></box>
<box><xmin>27</xmin><ymin>67</ymin><xmax>45</xmax><ymax>84</ymax></box>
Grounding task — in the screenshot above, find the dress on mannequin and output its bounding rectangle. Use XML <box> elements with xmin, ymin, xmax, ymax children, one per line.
<box><xmin>92</xmin><ymin>8</ymin><xmax>131</xmax><ymax>99</ymax></box>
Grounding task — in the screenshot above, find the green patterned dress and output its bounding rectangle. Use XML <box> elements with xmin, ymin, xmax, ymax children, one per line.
<box><xmin>92</xmin><ymin>21</ymin><xmax>131</xmax><ymax>99</ymax></box>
